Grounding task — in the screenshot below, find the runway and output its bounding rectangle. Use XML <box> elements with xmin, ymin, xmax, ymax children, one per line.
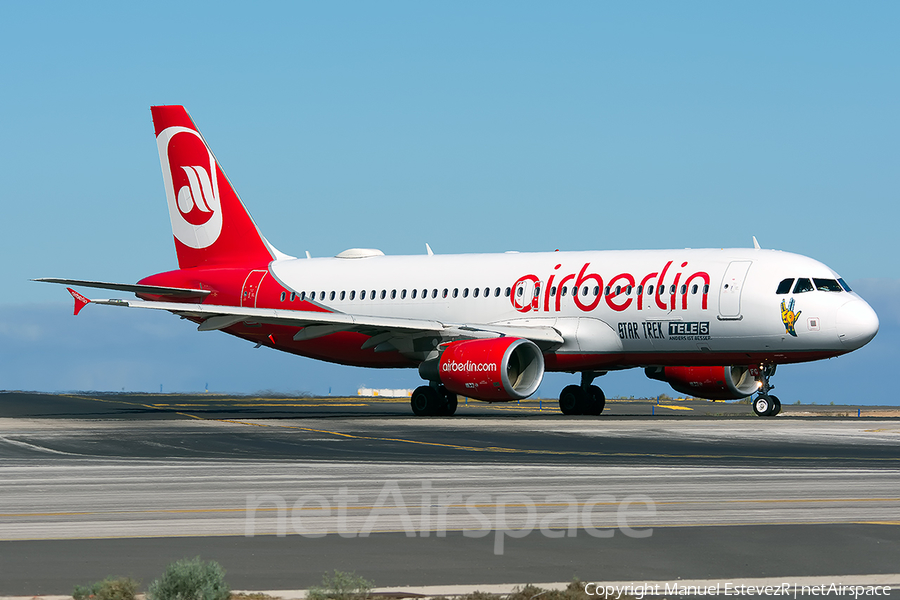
<box><xmin>0</xmin><ymin>392</ymin><xmax>898</xmax><ymax>594</ymax></box>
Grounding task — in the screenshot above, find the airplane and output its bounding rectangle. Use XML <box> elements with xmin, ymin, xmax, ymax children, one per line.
<box><xmin>38</xmin><ymin>105</ymin><xmax>879</xmax><ymax>417</ymax></box>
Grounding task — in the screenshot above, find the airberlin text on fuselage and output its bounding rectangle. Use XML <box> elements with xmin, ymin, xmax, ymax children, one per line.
<box><xmin>511</xmin><ymin>261</ymin><xmax>710</xmax><ymax>314</ymax></box>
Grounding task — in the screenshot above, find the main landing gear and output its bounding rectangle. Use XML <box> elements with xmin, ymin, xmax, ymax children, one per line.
<box><xmin>559</xmin><ymin>371</ymin><xmax>606</xmax><ymax>416</ymax></box>
<box><xmin>411</xmin><ymin>384</ymin><xmax>458</xmax><ymax>417</ymax></box>
<box><xmin>752</xmin><ymin>365</ymin><xmax>781</xmax><ymax>417</ymax></box>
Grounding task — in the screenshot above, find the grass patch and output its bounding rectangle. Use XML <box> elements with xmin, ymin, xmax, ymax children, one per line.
<box><xmin>73</xmin><ymin>577</ymin><xmax>139</xmax><ymax>600</ymax></box>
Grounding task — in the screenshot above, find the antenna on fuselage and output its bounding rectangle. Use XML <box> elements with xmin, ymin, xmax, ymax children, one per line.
<box><xmin>305</xmin><ymin>251</ymin><xmax>312</xmax><ymax>259</ymax></box>
<box><xmin>425</xmin><ymin>243</ymin><xmax>434</xmax><ymax>256</ymax></box>
<box><xmin>752</xmin><ymin>236</ymin><xmax>761</xmax><ymax>250</ymax></box>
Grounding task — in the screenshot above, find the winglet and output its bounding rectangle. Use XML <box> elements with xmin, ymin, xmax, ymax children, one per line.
<box><xmin>67</xmin><ymin>288</ymin><xmax>91</xmax><ymax>316</ymax></box>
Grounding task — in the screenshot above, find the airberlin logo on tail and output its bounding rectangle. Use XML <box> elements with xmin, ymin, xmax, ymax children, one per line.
<box><xmin>157</xmin><ymin>126</ymin><xmax>223</xmax><ymax>249</ymax></box>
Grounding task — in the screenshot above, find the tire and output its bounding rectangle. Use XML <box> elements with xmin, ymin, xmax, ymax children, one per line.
<box><xmin>440</xmin><ymin>391</ymin><xmax>458</xmax><ymax>416</ymax></box>
<box><xmin>752</xmin><ymin>395</ymin><xmax>772</xmax><ymax>417</ymax></box>
<box><xmin>411</xmin><ymin>385</ymin><xmax>441</xmax><ymax>416</ymax></box>
<box><xmin>559</xmin><ymin>385</ymin><xmax>588</xmax><ymax>415</ymax></box>
<box><xmin>768</xmin><ymin>395</ymin><xmax>781</xmax><ymax>417</ymax></box>
<box><xmin>585</xmin><ymin>385</ymin><xmax>606</xmax><ymax>416</ymax></box>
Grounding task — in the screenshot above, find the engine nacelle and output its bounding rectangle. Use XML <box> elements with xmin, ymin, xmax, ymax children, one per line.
<box><xmin>419</xmin><ymin>337</ymin><xmax>544</xmax><ymax>402</ymax></box>
<box><xmin>645</xmin><ymin>365</ymin><xmax>761</xmax><ymax>400</ymax></box>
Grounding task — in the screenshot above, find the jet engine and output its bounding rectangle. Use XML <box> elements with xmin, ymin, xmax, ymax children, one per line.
<box><xmin>644</xmin><ymin>365</ymin><xmax>762</xmax><ymax>400</ymax></box>
<box><xmin>419</xmin><ymin>337</ymin><xmax>544</xmax><ymax>401</ymax></box>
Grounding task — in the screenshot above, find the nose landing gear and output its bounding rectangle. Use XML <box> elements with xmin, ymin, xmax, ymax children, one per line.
<box><xmin>559</xmin><ymin>371</ymin><xmax>606</xmax><ymax>416</ymax></box>
<box><xmin>751</xmin><ymin>365</ymin><xmax>781</xmax><ymax>417</ymax></box>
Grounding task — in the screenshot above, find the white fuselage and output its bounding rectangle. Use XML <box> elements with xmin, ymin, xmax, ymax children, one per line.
<box><xmin>265</xmin><ymin>247</ymin><xmax>877</xmax><ymax>370</ymax></box>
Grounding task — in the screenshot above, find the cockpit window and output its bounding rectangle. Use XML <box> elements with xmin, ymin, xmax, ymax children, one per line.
<box><xmin>793</xmin><ymin>278</ymin><xmax>814</xmax><ymax>293</ymax></box>
<box><xmin>814</xmin><ymin>278</ymin><xmax>843</xmax><ymax>292</ymax></box>
<box><xmin>776</xmin><ymin>278</ymin><xmax>794</xmax><ymax>294</ymax></box>
<box><xmin>838</xmin><ymin>278</ymin><xmax>852</xmax><ymax>292</ymax></box>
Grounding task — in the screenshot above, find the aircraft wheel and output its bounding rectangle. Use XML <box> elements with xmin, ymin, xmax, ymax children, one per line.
<box><xmin>411</xmin><ymin>385</ymin><xmax>442</xmax><ymax>416</ymax></box>
<box><xmin>752</xmin><ymin>394</ymin><xmax>773</xmax><ymax>417</ymax></box>
<box><xmin>585</xmin><ymin>385</ymin><xmax>606</xmax><ymax>416</ymax></box>
<box><xmin>768</xmin><ymin>395</ymin><xmax>782</xmax><ymax>417</ymax></box>
<box><xmin>440</xmin><ymin>390</ymin><xmax>458</xmax><ymax>416</ymax></box>
<box><xmin>559</xmin><ymin>385</ymin><xmax>588</xmax><ymax>415</ymax></box>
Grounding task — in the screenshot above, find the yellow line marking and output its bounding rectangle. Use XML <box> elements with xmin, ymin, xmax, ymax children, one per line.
<box><xmin>657</xmin><ymin>404</ymin><xmax>694</xmax><ymax>411</ymax></box>
<box><xmin>2</xmin><ymin>497</ymin><xmax>898</xmax><ymax>519</ymax></box>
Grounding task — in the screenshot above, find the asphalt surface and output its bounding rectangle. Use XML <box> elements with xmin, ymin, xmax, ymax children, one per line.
<box><xmin>0</xmin><ymin>392</ymin><xmax>897</xmax><ymax>594</ymax></box>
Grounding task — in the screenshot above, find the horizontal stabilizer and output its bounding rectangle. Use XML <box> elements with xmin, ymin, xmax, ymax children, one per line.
<box><xmin>34</xmin><ymin>278</ymin><xmax>211</xmax><ymax>298</ymax></box>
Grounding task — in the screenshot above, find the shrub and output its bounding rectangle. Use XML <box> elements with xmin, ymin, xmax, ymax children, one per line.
<box><xmin>146</xmin><ymin>557</ymin><xmax>230</xmax><ymax>600</ymax></box>
<box><xmin>72</xmin><ymin>576</ymin><xmax>139</xmax><ymax>600</ymax></box>
<box><xmin>306</xmin><ymin>570</ymin><xmax>374</xmax><ymax>600</ymax></box>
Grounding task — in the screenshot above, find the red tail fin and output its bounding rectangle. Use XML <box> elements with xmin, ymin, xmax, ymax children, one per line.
<box><xmin>151</xmin><ymin>106</ymin><xmax>275</xmax><ymax>269</ymax></box>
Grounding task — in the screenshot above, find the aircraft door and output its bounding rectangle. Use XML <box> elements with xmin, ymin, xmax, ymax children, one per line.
<box><xmin>241</xmin><ymin>270</ymin><xmax>268</xmax><ymax>308</ymax></box>
<box><xmin>513</xmin><ymin>277</ymin><xmax>539</xmax><ymax>312</ymax></box>
<box><xmin>718</xmin><ymin>261</ymin><xmax>752</xmax><ymax>319</ymax></box>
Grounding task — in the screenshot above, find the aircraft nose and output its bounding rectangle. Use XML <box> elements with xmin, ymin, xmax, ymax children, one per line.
<box><xmin>837</xmin><ymin>299</ymin><xmax>879</xmax><ymax>349</ymax></box>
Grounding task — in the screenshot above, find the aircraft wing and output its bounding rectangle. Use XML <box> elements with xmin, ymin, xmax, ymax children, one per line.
<box><xmin>34</xmin><ymin>278</ymin><xmax>210</xmax><ymax>298</ymax></box>
<box><xmin>71</xmin><ymin>292</ymin><xmax>564</xmax><ymax>350</ymax></box>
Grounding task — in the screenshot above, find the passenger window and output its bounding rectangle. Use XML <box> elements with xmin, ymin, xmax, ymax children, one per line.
<box><xmin>443</xmin><ymin>289</ymin><xmax>448</xmax><ymax>298</ymax></box>
<box><xmin>401</xmin><ymin>289</ymin><xmax>407</xmax><ymax>299</ymax></box>
<box><xmin>595</xmin><ymin>286</ymin><xmax>601</xmax><ymax>296</ymax></box>
<box><xmin>473</xmin><ymin>287</ymin><xmax>479</xmax><ymax>298</ymax></box>
<box><xmin>561</xmin><ymin>286</ymin><xmax>567</xmax><ymax>297</ymax></box>
<box><xmin>350</xmin><ymin>291</ymin><xmax>355</xmax><ymax>300</ymax></box>
<box><xmin>625</xmin><ymin>286</ymin><xmax>632</xmax><ymax>295</ymax></box>
<box><xmin>391</xmin><ymin>290</ymin><xmax>397</xmax><ymax>299</ymax></box>
<box><xmin>517</xmin><ymin>287</ymin><xmax>524</xmax><ymax>297</ymax></box>
<box><xmin>340</xmin><ymin>291</ymin><xmax>346</xmax><ymax>301</ymax></box>
<box><xmin>604</xmin><ymin>286</ymin><xmax>610</xmax><ymax>296</ymax></box>
<box><xmin>680</xmin><ymin>285</ymin><xmax>686</xmax><ymax>294</ymax></box>
<box><xmin>582</xmin><ymin>286</ymin><xmax>589</xmax><ymax>296</ymax></box>
<box><xmin>691</xmin><ymin>285</ymin><xmax>698</xmax><ymax>294</ymax></box>
<box><xmin>573</xmin><ymin>286</ymin><xmax>579</xmax><ymax>297</ymax></box>
<box><xmin>485</xmin><ymin>287</ymin><xmax>490</xmax><ymax>297</ymax></box>
<box><xmin>814</xmin><ymin>278</ymin><xmax>843</xmax><ymax>292</ymax></box>
<box><xmin>838</xmin><ymin>278</ymin><xmax>852</xmax><ymax>292</ymax></box>
<box><xmin>793</xmin><ymin>278</ymin><xmax>814</xmax><ymax>293</ymax></box>
<box><xmin>551</xmin><ymin>286</ymin><xmax>557</xmax><ymax>296</ymax></box>
<box><xmin>776</xmin><ymin>278</ymin><xmax>794</xmax><ymax>294</ymax></box>
<box><xmin>320</xmin><ymin>292</ymin><xmax>326</xmax><ymax>301</ymax></box>
<box><xmin>494</xmin><ymin>287</ymin><xmax>501</xmax><ymax>297</ymax></box>
<box><xmin>647</xmin><ymin>285</ymin><xmax>653</xmax><ymax>295</ymax></box>
<box><xmin>381</xmin><ymin>290</ymin><xmax>387</xmax><ymax>299</ymax></box>
<box><xmin>411</xmin><ymin>289</ymin><xmax>417</xmax><ymax>299</ymax></box>
<box><xmin>422</xmin><ymin>289</ymin><xmax>427</xmax><ymax>298</ymax></box>
<box><xmin>505</xmin><ymin>287</ymin><xmax>511</xmax><ymax>297</ymax></box>
<box><xmin>452</xmin><ymin>288</ymin><xmax>458</xmax><ymax>298</ymax></box>
<box><xmin>703</xmin><ymin>284</ymin><xmax>709</xmax><ymax>294</ymax></box>
<box><xmin>290</xmin><ymin>292</ymin><xmax>296</xmax><ymax>302</ymax></box>
<box><xmin>329</xmin><ymin>291</ymin><xmax>336</xmax><ymax>301</ymax></box>
<box><xmin>300</xmin><ymin>292</ymin><xmax>306</xmax><ymax>301</ymax></box>
<box><xmin>637</xmin><ymin>285</ymin><xmax>643</xmax><ymax>295</ymax></box>
<box><xmin>280</xmin><ymin>291</ymin><xmax>286</xmax><ymax>302</ymax></box>
<box><xmin>463</xmin><ymin>288</ymin><xmax>469</xmax><ymax>298</ymax></box>
<box><xmin>432</xmin><ymin>289</ymin><xmax>438</xmax><ymax>299</ymax></box>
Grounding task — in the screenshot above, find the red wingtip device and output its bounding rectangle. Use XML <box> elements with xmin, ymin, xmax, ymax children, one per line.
<box><xmin>67</xmin><ymin>288</ymin><xmax>91</xmax><ymax>316</ymax></box>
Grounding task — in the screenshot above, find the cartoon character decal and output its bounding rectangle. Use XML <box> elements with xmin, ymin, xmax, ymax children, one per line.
<box><xmin>781</xmin><ymin>298</ymin><xmax>801</xmax><ymax>337</ymax></box>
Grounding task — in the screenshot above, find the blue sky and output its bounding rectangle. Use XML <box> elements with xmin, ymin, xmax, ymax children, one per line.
<box><xmin>1</xmin><ymin>3</ymin><xmax>898</xmax><ymax>402</ymax></box>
